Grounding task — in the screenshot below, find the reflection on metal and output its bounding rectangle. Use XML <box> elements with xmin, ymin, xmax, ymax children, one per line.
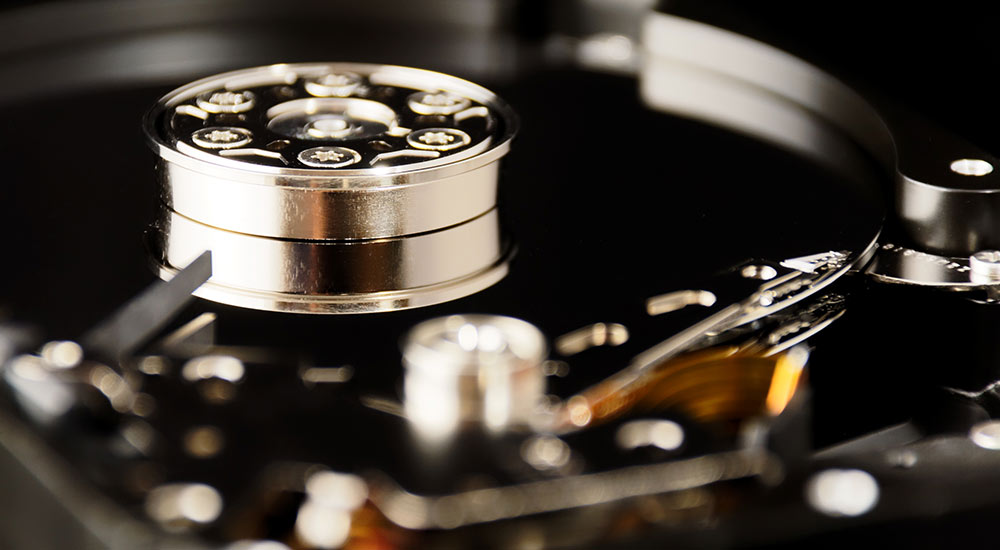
<box><xmin>762</xmin><ymin>298</ymin><xmax>845</xmax><ymax>356</ymax></box>
<box><xmin>154</xmin><ymin>207</ymin><xmax>510</xmax><ymax>314</ymax></box>
<box><xmin>641</xmin><ymin>14</ymin><xmax>890</xmax><ymax>185</ymax></box>
<box><xmin>159</xmin><ymin>312</ymin><xmax>217</xmax><ymax>354</ymax></box>
<box><xmin>359</xmin><ymin>395</ymin><xmax>405</xmax><ymax>418</ymax></box>
<box><xmin>577</xmin><ymin>33</ymin><xmax>638</xmax><ymax>73</ymax></box>
<box><xmin>616</xmin><ymin>419</ymin><xmax>684</xmax><ymax>451</ymax></box>
<box><xmin>864</xmin><ymin>243</ymin><xmax>1000</xmax><ymax>289</ymax></box>
<box><xmin>89</xmin><ymin>364</ymin><xmax>139</xmax><ymax>414</ymax></box>
<box><xmin>632</xmin><ymin>251</ymin><xmax>849</xmax><ymax>380</ymax></box>
<box><xmin>886</xmin><ymin>449</ymin><xmax>918</xmax><ymax>469</ymax></box>
<box><xmin>764</xmin><ymin>346</ymin><xmax>808</xmax><ymax>415</ymax></box>
<box><xmin>407</xmin><ymin>91</ymin><xmax>470</xmax><ymax>115</ymax></box>
<box><xmin>145</xmin><ymin>483</ymin><xmax>223</xmax><ymax>529</ymax></box>
<box><xmin>181</xmin><ymin>355</ymin><xmax>245</xmax><ymax>383</ymax></box>
<box><xmin>371</xmin><ymin>449</ymin><xmax>776</xmax><ymax>530</ymax></box>
<box><xmin>4</xmin><ymin>354</ymin><xmax>75</xmax><ymax>423</ymax></box>
<box><xmin>218</xmin><ymin>148</ymin><xmax>288</xmax><ymax>164</ymax></box>
<box><xmin>555</xmin><ymin>322</ymin><xmax>629</xmax><ymax>356</ymax></box>
<box><xmin>814</xmin><ymin>422</ymin><xmax>923</xmax><ymax>460</ymax></box>
<box><xmin>951</xmin><ymin>158</ymin><xmax>993</xmax><ymax>177</ymax></box>
<box><xmin>402</xmin><ymin>315</ymin><xmax>547</xmax><ymax>439</ymax></box>
<box><xmin>296</xmin><ymin>471</ymin><xmax>367</xmax><ymax>549</ymax></box>
<box><xmin>137</xmin><ymin>356</ymin><xmax>170</xmax><ymax>375</ymax></box>
<box><xmin>542</xmin><ymin>360</ymin><xmax>570</xmax><ymax>377</ymax></box>
<box><xmin>370</xmin><ymin>149</ymin><xmax>440</xmax><ymax>165</ymax></box>
<box><xmin>779</xmin><ymin>251</ymin><xmax>844</xmax><ymax>274</ymax></box>
<box><xmin>805</xmin><ymin>469</ymin><xmax>879</xmax><ymax>517</ymax></box>
<box><xmin>969</xmin><ymin>420</ymin><xmax>1000</xmax><ymax>450</ymax></box>
<box><xmin>642</xmin><ymin>13</ymin><xmax>1000</xmax><ymax>260</ymax></box>
<box><xmin>646</xmin><ymin>290</ymin><xmax>716</xmax><ymax>316</ymax></box>
<box><xmin>39</xmin><ymin>341</ymin><xmax>83</xmax><ymax>370</ymax></box>
<box><xmin>117</xmin><ymin>420</ymin><xmax>155</xmax><ymax>456</ymax></box>
<box><xmin>305</xmin><ymin>72</ymin><xmax>363</xmax><ymax>97</ymax></box>
<box><xmin>454</xmin><ymin>106</ymin><xmax>490</xmax><ymax>122</ymax></box>
<box><xmin>300</xmin><ymin>366</ymin><xmax>354</xmax><ymax>385</ymax></box>
<box><xmin>226</xmin><ymin>541</ymin><xmax>291</xmax><ymax>550</ymax></box>
<box><xmin>740</xmin><ymin>265</ymin><xmax>777</xmax><ymax>281</ymax></box>
<box><xmin>196</xmin><ymin>90</ymin><xmax>256</xmax><ymax>113</ymax></box>
<box><xmin>175</xmin><ymin>105</ymin><xmax>209</xmax><ymax>120</ymax></box>
<box><xmin>183</xmin><ymin>426</ymin><xmax>225</xmax><ymax>459</ymax></box>
<box><xmin>521</xmin><ymin>435</ymin><xmax>572</xmax><ymax>471</ymax></box>
<box><xmin>969</xmin><ymin>250</ymin><xmax>1000</xmax><ymax>280</ymax></box>
<box><xmin>305</xmin><ymin>470</ymin><xmax>368</xmax><ymax>510</ymax></box>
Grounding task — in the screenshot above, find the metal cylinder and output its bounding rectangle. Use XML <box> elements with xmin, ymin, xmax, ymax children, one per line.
<box><xmin>144</xmin><ymin>63</ymin><xmax>517</xmax><ymax>313</ymax></box>
<box><xmin>402</xmin><ymin>315</ymin><xmax>548</xmax><ymax>438</ymax></box>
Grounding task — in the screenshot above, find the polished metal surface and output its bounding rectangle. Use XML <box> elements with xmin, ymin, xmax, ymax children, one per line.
<box><xmin>146</xmin><ymin>62</ymin><xmax>517</xmax><ymax>241</ymax></box>
<box><xmin>641</xmin><ymin>12</ymin><xmax>1000</xmax><ymax>261</ymax></box>
<box><xmin>402</xmin><ymin>315</ymin><xmax>547</xmax><ymax>438</ymax></box>
<box><xmin>970</xmin><ymin>250</ymin><xmax>1000</xmax><ymax>280</ymax></box>
<box><xmin>147</xmin><ymin>63</ymin><xmax>517</xmax><ymax>313</ymax></box>
<box><xmin>864</xmin><ymin>242</ymin><xmax>1000</xmax><ymax>290</ymax></box>
<box><xmin>154</xmin><ymin>208</ymin><xmax>510</xmax><ymax>314</ymax></box>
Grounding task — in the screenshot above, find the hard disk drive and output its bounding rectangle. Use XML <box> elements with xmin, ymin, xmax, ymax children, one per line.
<box><xmin>3</xmin><ymin>1</ymin><xmax>1000</xmax><ymax>548</ymax></box>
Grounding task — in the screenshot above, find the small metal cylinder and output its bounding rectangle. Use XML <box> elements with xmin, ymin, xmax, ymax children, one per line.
<box><xmin>402</xmin><ymin>315</ymin><xmax>548</xmax><ymax>438</ymax></box>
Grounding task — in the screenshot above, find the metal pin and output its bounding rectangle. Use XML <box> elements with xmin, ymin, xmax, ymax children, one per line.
<box><xmin>646</xmin><ymin>290</ymin><xmax>717</xmax><ymax>316</ymax></box>
<box><xmin>370</xmin><ymin>149</ymin><xmax>439</xmax><ymax>165</ymax></box>
<box><xmin>300</xmin><ymin>366</ymin><xmax>354</xmax><ymax>385</ymax></box>
<box><xmin>554</xmin><ymin>323</ymin><xmax>629</xmax><ymax>356</ymax></box>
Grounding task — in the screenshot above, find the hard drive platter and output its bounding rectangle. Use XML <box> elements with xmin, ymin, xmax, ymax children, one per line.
<box><xmin>3</xmin><ymin>1</ymin><xmax>1000</xmax><ymax>548</ymax></box>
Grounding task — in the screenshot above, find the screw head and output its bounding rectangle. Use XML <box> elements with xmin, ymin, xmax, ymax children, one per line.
<box><xmin>297</xmin><ymin>146</ymin><xmax>362</xmax><ymax>168</ymax></box>
<box><xmin>305</xmin><ymin>73</ymin><xmax>363</xmax><ymax>97</ymax></box>
<box><xmin>407</xmin><ymin>128</ymin><xmax>471</xmax><ymax>151</ymax></box>
<box><xmin>191</xmin><ymin>127</ymin><xmax>253</xmax><ymax>149</ymax></box>
<box><xmin>407</xmin><ymin>91</ymin><xmax>470</xmax><ymax>115</ymax></box>
<box><xmin>196</xmin><ymin>90</ymin><xmax>256</xmax><ymax>113</ymax></box>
